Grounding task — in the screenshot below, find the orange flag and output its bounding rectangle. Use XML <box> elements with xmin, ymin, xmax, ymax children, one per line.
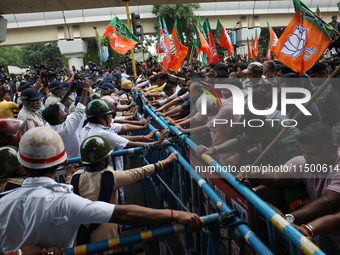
<box><xmin>194</xmin><ymin>25</ymin><xmax>212</xmax><ymax>64</ymax></box>
<box><xmin>171</xmin><ymin>16</ymin><xmax>188</xmax><ymax>73</ymax></box>
<box><xmin>247</xmin><ymin>38</ymin><xmax>253</xmax><ymax>58</ymax></box>
<box><xmin>274</xmin><ymin>0</ymin><xmax>333</xmax><ymax>75</ymax></box>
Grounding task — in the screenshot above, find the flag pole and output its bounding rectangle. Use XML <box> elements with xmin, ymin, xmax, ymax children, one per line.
<box><xmin>252</xmin><ymin>64</ymin><xmax>340</xmax><ymax>166</ymax></box>
<box><xmin>333</xmin><ymin>28</ymin><xmax>340</xmax><ymax>37</ymax></box>
<box><xmin>189</xmin><ymin>45</ymin><xmax>195</xmax><ymax>64</ymax></box>
<box><xmin>124</xmin><ymin>0</ymin><xmax>138</xmax><ymax>79</ymax></box>
<box><xmin>138</xmin><ymin>40</ymin><xmax>170</xmax><ymax>75</ymax></box>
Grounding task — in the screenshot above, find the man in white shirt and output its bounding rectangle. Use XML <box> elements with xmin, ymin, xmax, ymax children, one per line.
<box><xmin>45</xmin><ymin>81</ymin><xmax>64</xmax><ymax>108</ymax></box>
<box><xmin>0</xmin><ymin>127</ymin><xmax>203</xmax><ymax>253</ymax></box>
<box><xmin>42</xmin><ymin>81</ymin><xmax>90</xmax><ymax>158</ymax></box>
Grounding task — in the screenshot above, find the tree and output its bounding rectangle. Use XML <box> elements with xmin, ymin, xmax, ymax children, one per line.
<box><xmin>0</xmin><ymin>46</ymin><xmax>22</xmax><ymax>67</ymax></box>
<box><xmin>258</xmin><ymin>27</ymin><xmax>285</xmax><ymax>57</ymax></box>
<box><xmin>84</xmin><ymin>37</ymin><xmax>123</xmax><ymax>69</ymax></box>
<box><xmin>20</xmin><ymin>43</ymin><xmax>66</xmax><ymax>67</ymax></box>
<box><xmin>152</xmin><ymin>4</ymin><xmax>200</xmax><ymax>46</ymax></box>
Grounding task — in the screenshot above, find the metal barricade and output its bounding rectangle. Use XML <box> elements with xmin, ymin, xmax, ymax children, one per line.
<box><xmin>134</xmin><ymin>91</ymin><xmax>325</xmax><ymax>255</ymax></box>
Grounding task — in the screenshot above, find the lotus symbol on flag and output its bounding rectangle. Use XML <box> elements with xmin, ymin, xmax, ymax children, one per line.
<box><xmin>280</xmin><ymin>24</ymin><xmax>316</xmax><ymax>61</ymax></box>
<box><xmin>160</xmin><ymin>35</ymin><xmax>170</xmax><ymax>62</ymax></box>
<box><xmin>109</xmin><ymin>32</ymin><xmax>122</xmax><ymax>48</ymax></box>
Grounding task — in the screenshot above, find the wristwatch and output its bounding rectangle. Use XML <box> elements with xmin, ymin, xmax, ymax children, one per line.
<box><xmin>285</xmin><ymin>214</ymin><xmax>295</xmax><ymax>223</ymax></box>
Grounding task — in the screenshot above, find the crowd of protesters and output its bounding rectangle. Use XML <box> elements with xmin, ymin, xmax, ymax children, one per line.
<box><xmin>1</xmin><ymin>50</ymin><xmax>340</xmax><ymax>254</ymax></box>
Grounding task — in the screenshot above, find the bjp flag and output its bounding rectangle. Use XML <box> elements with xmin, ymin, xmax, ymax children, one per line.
<box><xmin>274</xmin><ymin>0</ymin><xmax>333</xmax><ymax>75</ymax></box>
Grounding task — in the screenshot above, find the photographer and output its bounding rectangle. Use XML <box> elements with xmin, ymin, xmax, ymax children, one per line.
<box><xmin>45</xmin><ymin>81</ymin><xmax>64</xmax><ymax>108</ymax></box>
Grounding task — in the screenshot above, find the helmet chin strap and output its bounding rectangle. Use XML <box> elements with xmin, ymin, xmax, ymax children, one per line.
<box><xmin>104</xmin><ymin>157</ymin><xmax>110</xmax><ymax>168</ymax></box>
<box><xmin>104</xmin><ymin>115</ymin><xmax>111</xmax><ymax>128</ymax></box>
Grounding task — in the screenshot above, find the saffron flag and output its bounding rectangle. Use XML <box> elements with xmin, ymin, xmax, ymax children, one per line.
<box><xmin>251</xmin><ymin>37</ymin><xmax>257</xmax><ymax>57</ymax></box>
<box><xmin>161</xmin><ymin>18</ymin><xmax>172</xmax><ymax>70</ymax></box>
<box><xmin>104</xmin><ymin>17</ymin><xmax>139</xmax><ymax>55</ymax></box>
<box><xmin>247</xmin><ymin>38</ymin><xmax>254</xmax><ymax>58</ymax></box>
<box><xmin>315</xmin><ymin>5</ymin><xmax>321</xmax><ymax>18</ymax></box>
<box><xmin>197</xmin><ymin>15</ymin><xmax>208</xmax><ymax>65</ymax></box>
<box><xmin>274</xmin><ymin>0</ymin><xmax>333</xmax><ymax>75</ymax></box>
<box><xmin>254</xmin><ymin>29</ymin><xmax>259</xmax><ymax>56</ymax></box>
<box><xmin>268</xmin><ymin>22</ymin><xmax>279</xmax><ymax>51</ymax></box>
<box><xmin>171</xmin><ymin>15</ymin><xmax>188</xmax><ymax>73</ymax></box>
<box><xmin>194</xmin><ymin>25</ymin><xmax>212</xmax><ymax>64</ymax></box>
<box><xmin>265</xmin><ymin>47</ymin><xmax>271</xmax><ymax>60</ymax></box>
<box><xmin>266</xmin><ymin>21</ymin><xmax>278</xmax><ymax>59</ymax></box>
<box><xmin>215</xmin><ymin>18</ymin><xmax>233</xmax><ymax>56</ymax></box>
<box><xmin>203</xmin><ymin>17</ymin><xmax>219</xmax><ymax>62</ymax></box>
<box><xmin>157</xmin><ymin>17</ymin><xmax>171</xmax><ymax>71</ymax></box>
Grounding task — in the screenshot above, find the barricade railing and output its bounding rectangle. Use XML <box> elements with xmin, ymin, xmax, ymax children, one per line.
<box><xmin>134</xmin><ymin>91</ymin><xmax>325</xmax><ymax>255</ymax></box>
<box><xmin>133</xmin><ymin>92</ymin><xmax>273</xmax><ymax>255</ymax></box>
<box><xmin>65</xmin><ymin>213</ymin><xmax>220</xmax><ymax>255</ymax></box>
<box><xmin>66</xmin><ymin>96</ymin><xmax>272</xmax><ymax>254</ymax></box>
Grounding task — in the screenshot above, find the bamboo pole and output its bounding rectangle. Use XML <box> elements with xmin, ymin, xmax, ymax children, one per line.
<box><xmin>124</xmin><ymin>1</ymin><xmax>138</xmax><ymax>79</ymax></box>
<box><xmin>138</xmin><ymin>40</ymin><xmax>170</xmax><ymax>76</ymax></box>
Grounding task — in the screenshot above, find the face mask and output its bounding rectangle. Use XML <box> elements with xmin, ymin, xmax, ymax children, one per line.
<box><xmin>25</xmin><ymin>99</ymin><xmax>41</xmax><ymax>112</ymax></box>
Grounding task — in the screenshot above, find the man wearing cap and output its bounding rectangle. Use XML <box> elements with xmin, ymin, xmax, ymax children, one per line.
<box><xmin>112</xmin><ymin>72</ymin><xmax>122</xmax><ymax>88</ymax></box>
<box><xmin>17</xmin><ymin>88</ymin><xmax>44</xmax><ymax>135</ymax></box>
<box><xmin>99</xmin><ymin>82</ymin><xmax>115</xmax><ymax>96</ymax></box>
<box><xmin>242</xmin><ymin>62</ymin><xmax>273</xmax><ymax>92</ymax></box>
<box><xmin>45</xmin><ymin>81</ymin><xmax>65</xmax><ymax>108</ymax></box>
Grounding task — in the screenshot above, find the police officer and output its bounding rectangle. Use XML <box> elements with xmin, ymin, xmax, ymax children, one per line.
<box><xmin>99</xmin><ymin>82</ymin><xmax>115</xmax><ymax>96</ymax></box>
<box><xmin>71</xmin><ymin>135</ymin><xmax>178</xmax><ymax>246</ymax></box>
<box><xmin>0</xmin><ymin>127</ymin><xmax>204</xmax><ymax>252</ymax></box>
<box><xmin>117</xmin><ymin>79</ymin><xmax>133</xmax><ymax>105</ymax></box>
<box><xmin>0</xmin><ymin>146</ymin><xmax>26</xmax><ymax>192</ymax></box>
<box><xmin>17</xmin><ymin>88</ymin><xmax>44</xmax><ymax>135</ymax></box>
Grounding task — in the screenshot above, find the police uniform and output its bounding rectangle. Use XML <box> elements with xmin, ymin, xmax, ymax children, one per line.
<box><xmin>17</xmin><ymin>106</ymin><xmax>44</xmax><ymax>135</ymax></box>
<box><xmin>0</xmin><ymin>177</ymin><xmax>114</xmax><ymax>253</ymax></box>
<box><xmin>0</xmin><ymin>178</ymin><xmax>23</xmax><ymax>192</ymax></box>
<box><xmin>72</xmin><ymin>164</ymin><xmax>156</xmax><ymax>243</ymax></box>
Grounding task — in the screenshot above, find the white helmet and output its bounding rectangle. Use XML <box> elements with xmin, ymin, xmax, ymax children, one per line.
<box><xmin>18</xmin><ymin>127</ymin><xmax>67</xmax><ymax>169</ymax></box>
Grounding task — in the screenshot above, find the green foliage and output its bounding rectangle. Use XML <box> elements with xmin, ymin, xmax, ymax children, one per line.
<box><xmin>0</xmin><ymin>46</ymin><xmax>22</xmax><ymax>66</ymax></box>
<box><xmin>84</xmin><ymin>37</ymin><xmax>122</xmax><ymax>68</ymax></box>
<box><xmin>152</xmin><ymin>4</ymin><xmax>200</xmax><ymax>46</ymax></box>
<box><xmin>83</xmin><ymin>38</ymin><xmax>100</xmax><ymax>66</ymax></box>
<box><xmin>258</xmin><ymin>27</ymin><xmax>285</xmax><ymax>57</ymax></box>
<box><xmin>20</xmin><ymin>43</ymin><xmax>65</xmax><ymax>67</ymax></box>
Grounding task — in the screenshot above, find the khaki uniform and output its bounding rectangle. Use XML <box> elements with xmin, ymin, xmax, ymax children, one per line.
<box><xmin>17</xmin><ymin>106</ymin><xmax>44</xmax><ymax>135</ymax></box>
<box><xmin>73</xmin><ymin>164</ymin><xmax>156</xmax><ymax>244</ymax></box>
<box><xmin>0</xmin><ymin>178</ymin><xmax>23</xmax><ymax>193</ymax></box>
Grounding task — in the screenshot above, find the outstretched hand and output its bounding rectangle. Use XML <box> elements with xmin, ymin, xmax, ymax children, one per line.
<box><xmin>173</xmin><ymin>211</ymin><xmax>205</xmax><ymax>232</ymax></box>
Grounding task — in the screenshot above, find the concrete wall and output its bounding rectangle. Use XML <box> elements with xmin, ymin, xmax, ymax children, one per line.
<box><xmin>1</xmin><ymin>13</ymin><xmax>338</xmax><ymax>46</ymax></box>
